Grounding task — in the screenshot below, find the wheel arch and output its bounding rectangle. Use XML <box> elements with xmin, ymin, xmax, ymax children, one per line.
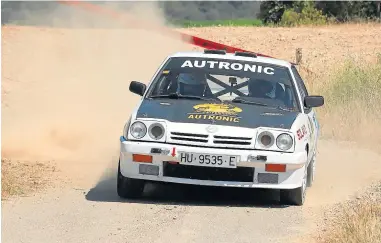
<box><xmin>305</xmin><ymin>143</ymin><xmax>309</xmax><ymax>155</ymax></box>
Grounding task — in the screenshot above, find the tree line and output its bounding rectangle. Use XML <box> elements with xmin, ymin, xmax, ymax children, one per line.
<box><xmin>258</xmin><ymin>1</ymin><xmax>381</xmax><ymax>24</ymax></box>
<box><xmin>1</xmin><ymin>1</ymin><xmax>261</xmax><ymax>25</ymax></box>
<box><xmin>1</xmin><ymin>1</ymin><xmax>380</xmax><ymax>26</ymax></box>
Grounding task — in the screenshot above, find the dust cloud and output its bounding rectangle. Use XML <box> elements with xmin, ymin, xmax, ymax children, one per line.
<box><xmin>1</xmin><ymin>2</ymin><xmax>192</xmax><ymax>178</ymax></box>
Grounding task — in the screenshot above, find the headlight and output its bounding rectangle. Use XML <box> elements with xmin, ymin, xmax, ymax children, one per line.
<box><xmin>276</xmin><ymin>133</ymin><xmax>293</xmax><ymax>150</ymax></box>
<box><xmin>130</xmin><ymin>121</ymin><xmax>147</xmax><ymax>139</ymax></box>
<box><xmin>148</xmin><ymin>123</ymin><xmax>165</xmax><ymax>140</ymax></box>
<box><xmin>257</xmin><ymin>131</ymin><xmax>274</xmax><ymax>148</ymax></box>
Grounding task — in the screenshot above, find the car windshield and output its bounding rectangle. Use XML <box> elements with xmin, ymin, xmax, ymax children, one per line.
<box><xmin>146</xmin><ymin>56</ymin><xmax>299</xmax><ymax>111</ymax></box>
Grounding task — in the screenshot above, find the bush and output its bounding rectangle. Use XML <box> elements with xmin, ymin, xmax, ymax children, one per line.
<box><xmin>256</xmin><ymin>1</ymin><xmax>294</xmax><ymax>24</ymax></box>
<box><xmin>280</xmin><ymin>2</ymin><xmax>328</xmax><ymax>26</ymax></box>
<box><xmin>258</xmin><ymin>1</ymin><xmax>380</xmax><ymax>25</ymax></box>
<box><xmin>280</xmin><ymin>9</ymin><xmax>300</xmax><ymax>26</ymax></box>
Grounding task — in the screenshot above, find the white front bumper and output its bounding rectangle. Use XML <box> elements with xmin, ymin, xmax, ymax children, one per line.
<box><xmin>119</xmin><ymin>137</ymin><xmax>307</xmax><ymax>189</ymax></box>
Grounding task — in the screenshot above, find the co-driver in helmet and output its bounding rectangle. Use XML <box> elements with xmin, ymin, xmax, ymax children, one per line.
<box><xmin>247</xmin><ymin>78</ymin><xmax>274</xmax><ymax>99</ymax></box>
<box><xmin>177</xmin><ymin>72</ymin><xmax>212</xmax><ymax>97</ymax></box>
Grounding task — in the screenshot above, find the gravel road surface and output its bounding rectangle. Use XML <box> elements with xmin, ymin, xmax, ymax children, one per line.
<box><xmin>2</xmin><ymin>7</ymin><xmax>381</xmax><ymax>243</ymax></box>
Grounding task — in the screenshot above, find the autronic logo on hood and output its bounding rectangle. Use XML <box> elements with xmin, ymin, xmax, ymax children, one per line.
<box><xmin>188</xmin><ymin>103</ymin><xmax>243</xmax><ymax>123</ymax></box>
<box><xmin>136</xmin><ymin>99</ymin><xmax>299</xmax><ymax>130</ymax></box>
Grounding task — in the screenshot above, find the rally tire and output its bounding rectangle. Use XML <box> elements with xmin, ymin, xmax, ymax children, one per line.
<box><xmin>306</xmin><ymin>153</ymin><xmax>316</xmax><ymax>187</ymax></box>
<box><xmin>280</xmin><ymin>168</ymin><xmax>307</xmax><ymax>206</ymax></box>
<box><xmin>117</xmin><ymin>161</ymin><xmax>145</xmax><ymax>199</ymax></box>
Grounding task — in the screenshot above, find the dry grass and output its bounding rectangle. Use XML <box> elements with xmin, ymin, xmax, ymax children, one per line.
<box><xmin>1</xmin><ymin>158</ymin><xmax>56</xmax><ymax>200</ymax></box>
<box><xmin>300</xmin><ymin>57</ymin><xmax>381</xmax><ymax>242</ymax></box>
<box><xmin>300</xmin><ymin>56</ymin><xmax>381</xmax><ymax>151</ymax></box>
<box><xmin>316</xmin><ymin>185</ymin><xmax>381</xmax><ymax>243</ymax></box>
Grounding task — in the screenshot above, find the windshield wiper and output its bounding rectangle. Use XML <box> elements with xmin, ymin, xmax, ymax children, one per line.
<box><xmin>231</xmin><ymin>97</ymin><xmax>269</xmax><ymax>107</ymax></box>
<box><xmin>274</xmin><ymin>106</ymin><xmax>295</xmax><ymax>112</ymax></box>
<box><xmin>149</xmin><ymin>93</ymin><xmax>220</xmax><ymax>101</ymax></box>
<box><xmin>232</xmin><ymin>97</ymin><xmax>295</xmax><ymax>112</ymax></box>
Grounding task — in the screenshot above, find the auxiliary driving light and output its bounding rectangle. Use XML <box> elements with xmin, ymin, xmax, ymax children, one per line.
<box><xmin>148</xmin><ymin>123</ymin><xmax>165</xmax><ymax>140</ymax></box>
<box><xmin>257</xmin><ymin>131</ymin><xmax>274</xmax><ymax>148</ymax></box>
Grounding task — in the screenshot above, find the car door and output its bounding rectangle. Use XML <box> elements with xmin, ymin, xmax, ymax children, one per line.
<box><xmin>291</xmin><ymin>65</ymin><xmax>319</xmax><ymax>156</ymax></box>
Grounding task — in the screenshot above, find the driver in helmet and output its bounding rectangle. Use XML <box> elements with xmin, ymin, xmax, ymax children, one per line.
<box><xmin>177</xmin><ymin>72</ymin><xmax>211</xmax><ymax>97</ymax></box>
<box><xmin>248</xmin><ymin>78</ymin><xmax>274</xmax><ymax>99</ymax></box>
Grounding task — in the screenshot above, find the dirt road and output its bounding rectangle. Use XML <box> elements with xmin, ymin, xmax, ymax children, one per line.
<box><xmin>3</xmin><ymin>140</ymin><xmax>381</xmax><ymax>243</ymax></box>
<box><xmin>2</xmin><ymin>7</ymin><xmax>381</xmax><ymax>243</ymax></box>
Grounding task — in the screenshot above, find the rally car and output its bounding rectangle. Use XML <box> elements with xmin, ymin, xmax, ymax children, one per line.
<box><xmin>118</xmin><ymin>49</ymin><xmax>324</xmax><ymax>206</ymax></box>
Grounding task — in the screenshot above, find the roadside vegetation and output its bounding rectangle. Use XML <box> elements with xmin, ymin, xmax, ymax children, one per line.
<box><xmin>302</xmin><ymin>56</ymin><xmax>381</xmax><ymax>150</ymax></box>
<box><xmin>316</xmin><ymin>184</ymin><xmax>381</xmax><ymax>243</ymax></box>
<box><xmin>299</xmin><ymin>56</ymin><xmax>381</xmax><ymax>243</ymax></box>
<box><xmin>170</xmin><ymin>18</ymin><xmax>263</xmax><ymax>27</ymax></box>
<box><xmin>299</xmin><ymin>53</ymin><xmax>381</xmax><ymax>243</ymax></box>
<box><xmin>1</xmin><ymin>158</ymin><xmax>56</xmax><ymax>200</ymax></box>
<box><xmin>171</xmin><ymin>1</ymin><xmax>380</xmax><ymax>28</ymax></box>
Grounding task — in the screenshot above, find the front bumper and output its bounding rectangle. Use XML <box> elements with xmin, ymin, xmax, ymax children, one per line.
<box><xmin>119</xmin><ymin>137</ymin><xmax>307</xmax><ymax>189</ymax></box>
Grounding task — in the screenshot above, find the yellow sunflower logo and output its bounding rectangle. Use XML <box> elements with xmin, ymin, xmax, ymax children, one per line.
<box><xmin>193</xmin><ymin>103</ymin><xmax>242</xmax><ymax>116</ymax></box>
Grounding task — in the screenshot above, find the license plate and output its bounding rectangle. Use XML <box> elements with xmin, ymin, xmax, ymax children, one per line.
<box><xmin>178</xmin><ymin>152</ymin><xmax>238</xmax><ymax>168</ymax></box>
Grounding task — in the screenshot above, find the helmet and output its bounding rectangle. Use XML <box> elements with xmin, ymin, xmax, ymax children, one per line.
<box><xmin>177</xmin><ymin>73</ymin><xmax>207</xmax><ymax>96</ymax></box>
<box><xmin>178</xmin><ymin>73</ymin><xmax>206</xmax><ymax>84</ymax></box>
<box><xmin>248</xmin><ymin>78</ymin><xmax>274</xmax><ymax>98</ymax></box>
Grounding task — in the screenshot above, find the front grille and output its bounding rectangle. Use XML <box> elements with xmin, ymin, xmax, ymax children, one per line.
<box><xmin>213</xmin><ymin>135</ymin><xmax>252</xmax><ymax>140</ymax></box>
<box><xmin>170</xmin><ymin>132</ymin><xmax>209</xmax><ymax>143</ymax></box>
<box><xmin>171</xmin><ymin>132</ymin><xmax>208</xmax><ymax>138</ymax></box>
<box><xmin>213</xmin><ymin>135</ymin><xmax>253</xmax><ymax>145</ymax></box>
<box><xmin>163</xmin><ymin>162</ymin><xmax>254</xmax><ymax>182</ymax></box>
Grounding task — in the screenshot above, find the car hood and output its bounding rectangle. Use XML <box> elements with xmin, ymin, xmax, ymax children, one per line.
<box><xmin>135</xmin><ymin>99</ymin><xmax>299</xmax><ymax>129</ymax></box>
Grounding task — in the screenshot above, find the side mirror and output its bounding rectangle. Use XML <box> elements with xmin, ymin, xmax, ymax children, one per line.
<box><xmin>129</xmin><ymin>81</ymin><xmax>146</xmax><ymax>96</ymax></box>
<box><xmin>304</xmin><ymin>95</ymin><xmax>324</xmax><ymax>108</ymax></box>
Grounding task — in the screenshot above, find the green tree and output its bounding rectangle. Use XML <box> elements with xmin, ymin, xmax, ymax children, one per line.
<box><xmin>257</xmin><ymin>1</ymin><xmax>294</xmax><ymax>24</ymax></box>
<box><xmin>280</xmin><ymin>1</ymin><xmax>327</xmax><ymax>26</ymax></box>
<box><xmin>258</xmin><ymin>0</ymin><xmax>380</xmax><ymax>24</ymax></box>
<box><xmin>315</xmin><ymin>1</ymin><xmax>380</xmax><ymax>21</ymax></box>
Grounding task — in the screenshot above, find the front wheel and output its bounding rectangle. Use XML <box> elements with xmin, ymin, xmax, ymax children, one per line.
<box><xmin>280</xmin><ymin>168</ymin><xmax>307</xmax><ymax>206</ymax></box>
<box><xmin>117</xmin><ymin>161</ymin><xmax>145</xmax><ymax>199</ymax></box>
<box><xmin>306</xmin><ymin>153</ymin><xmax>316</xmax><ymax>187</ymax></box>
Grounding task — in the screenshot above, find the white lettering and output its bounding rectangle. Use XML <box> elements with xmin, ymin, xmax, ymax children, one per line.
<box><xmin>244</xmin><ymin>64</ymin><xmax>256</xmax><ymax>72</ymax></box>
<box><xmin>194</xmin><ymin>60</ymin><xmax>206</xmax><ymax>68</ymax></box>
<box><xmin>207</xmin><ymin>61</ymin><xmax>218</xmax><ymax>68</ymax></box>
<box><xmin>231</xmin><ymin>63</ymin><xmax>243</xmax><ymax>71</ymax></box>
<box><xmin>264</xmin><ymin>67</ymin><xmax>274</xmax><ymax>75</ymax></box>
<box><xmin>219</xmin><ymin>62</ymin><xmax>230</xmax><ymax>70</ymax></box>
<box><xmin>180</xmin><ymin>60</ymin><xmax>275</xmax><ymax>75</ymax></box>
<box><xmin>257</xmin><ymin>65</ymin><xmax>263</xmax><ymax>73</ymax></box>
<box><xmin>181</xmin><ymin>60</ymin><xmax>193</xmax><ymax>68</ymax></box>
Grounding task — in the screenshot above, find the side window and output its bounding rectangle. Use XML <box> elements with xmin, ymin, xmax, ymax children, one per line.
<box><xmin>291</xmin><ymin>66</ymin><xmax>309</xmax><ymax>108</ymax></box>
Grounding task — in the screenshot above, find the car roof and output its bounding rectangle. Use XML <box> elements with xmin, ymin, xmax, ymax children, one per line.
<box><xmin>169</xmin><ymin>51</ymin><xmax>292</xmax><ymax>68</ymax></box>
